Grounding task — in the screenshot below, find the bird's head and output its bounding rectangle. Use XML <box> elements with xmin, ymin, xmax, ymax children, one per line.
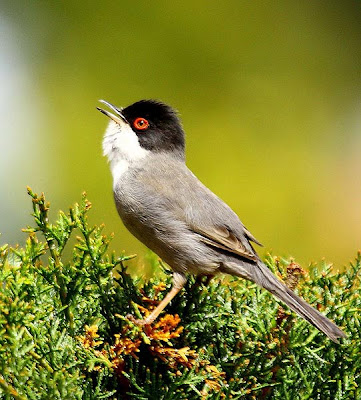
<box><xmin>98</xmin><ymin>99</ymin><xmax>185</xmax><ymax>165</ymax></box>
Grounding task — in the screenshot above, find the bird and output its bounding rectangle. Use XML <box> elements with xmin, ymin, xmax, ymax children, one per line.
<box><xmin>97</xmin><ymin>99</ymin><xmax>346</xmax><ymax>343</ymax></box>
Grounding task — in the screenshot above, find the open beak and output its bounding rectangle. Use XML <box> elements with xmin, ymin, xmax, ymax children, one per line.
<box><xmin>97</xmin><ymin>99</ymin><xmax>128</xmax><ymax>124</ymax></box>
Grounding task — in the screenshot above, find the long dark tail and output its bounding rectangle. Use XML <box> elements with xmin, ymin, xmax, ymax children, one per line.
<box><xmin>224</xmin><ymin>261</ymin><xmax>346</xmax><ymax>343</ymax></box>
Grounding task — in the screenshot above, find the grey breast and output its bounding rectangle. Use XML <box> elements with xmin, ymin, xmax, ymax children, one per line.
<box><xmin>113</xmin><ymin>153</ymin><xmax>253</xmax><ymax>275</ymax></box>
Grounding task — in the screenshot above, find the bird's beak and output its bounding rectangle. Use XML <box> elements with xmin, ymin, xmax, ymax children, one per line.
<box><xmin>97</xmin><ymin>100</ymin><xmax>128</xmax><ymax>124</ymax></box>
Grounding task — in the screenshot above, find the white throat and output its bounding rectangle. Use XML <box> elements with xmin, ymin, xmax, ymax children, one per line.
<box><xmin>102</xmin><ymin>120</ymin><xmax>149</xmax><ymax>187</ymax></box>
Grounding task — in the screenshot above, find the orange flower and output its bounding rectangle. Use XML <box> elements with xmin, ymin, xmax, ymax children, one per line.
<box><xmin>150</xmin><ymin>345</ymin><xmax>198</xmax><ymax>369</ymax></box>
<box><xmin>205</xmin><ymin>364</ymin><xmax>226</xmax><ymax>379</ymax></box>
<box><xmin>204</xmin><ymin>378</ymin><xmax>222</xmax><ymax>392</ymax></box>
<box><xmin>153</xmin><ymin>282</ymin><xmax>167</xmax><ymax>298</ymax></box>
<box><xmin>147</xmin><ymin>314</ymin><xmax>184</xmax><ymax>342</ymax></box>
<box><xmin>111</xmin><ymin>334</ymin><xmax>142</xmax><ymax>358</ymax></box>
<box><xmin>78</xmin><ymin>325</ymin><xmax>103</xmax><ymax>349</ymax></box>
<box><xmin>203</xmin><ymin>365</ymin><xmax>226</xmax><ymax>396</ymax></box>
<box><xmin>135</xmin><ymin>304</ymin><xmax>152</xmax><ymax>316</ymax></box>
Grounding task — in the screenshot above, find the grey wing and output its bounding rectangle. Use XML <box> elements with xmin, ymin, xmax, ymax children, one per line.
<box><xmin>135</xmin><ymin>156</ymin><xmax>262</xmax><ymax>262</ymax></box>
<box><xmin>182</xmin><ymin>174</ymin><xmax>262</xmax><ymax>261</ymax></box>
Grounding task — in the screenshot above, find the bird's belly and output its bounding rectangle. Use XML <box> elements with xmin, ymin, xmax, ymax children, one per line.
<box><xmin>116</xmin><ymin>203</ymin><xmax>219</xmax><ymax>276</ymax></box>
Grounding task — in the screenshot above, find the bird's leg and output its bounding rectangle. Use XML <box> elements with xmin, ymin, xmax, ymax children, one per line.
<box><xmin>130</xmin><ymin>272</ymin><xmax>187</xmax><ymax>326</ymax></box>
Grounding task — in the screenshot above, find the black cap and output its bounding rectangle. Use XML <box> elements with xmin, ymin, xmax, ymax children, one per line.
<box><xmin>122</xmin><ymin>100</ymin><xmax>185</xmax><ymax>155</ymax></box>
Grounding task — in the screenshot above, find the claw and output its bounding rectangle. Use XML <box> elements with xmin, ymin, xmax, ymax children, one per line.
<box><xmin>126</xmin><ymin>313</ymin><xmax>151</xmax><ymax>326</ymax></box>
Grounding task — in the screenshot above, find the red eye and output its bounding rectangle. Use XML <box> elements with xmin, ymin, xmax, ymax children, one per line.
<box><xmin>133</xmin><ymin>117</ymin><xmax>149</xmax><ymax>131</ymax></box>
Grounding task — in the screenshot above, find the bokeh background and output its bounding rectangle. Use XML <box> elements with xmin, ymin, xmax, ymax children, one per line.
<box><xmin>1</xmin><ymin>1</ymin><xmax>360</xmax><ymax>270</ymax></box>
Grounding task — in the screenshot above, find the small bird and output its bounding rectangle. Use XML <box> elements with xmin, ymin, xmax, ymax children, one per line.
<box><xmin>97</xmin><ymin>99</ymin><xmax>346</xmax><ymax>343</ymax></box>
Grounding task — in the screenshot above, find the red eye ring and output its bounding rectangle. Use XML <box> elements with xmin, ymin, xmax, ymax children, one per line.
<box><xmin>133</xmin><ymin>117</ymin><xmax>149</xmax><ymax>131</ymax></box>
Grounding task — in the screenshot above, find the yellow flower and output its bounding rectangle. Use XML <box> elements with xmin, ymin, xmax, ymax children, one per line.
<box><xmin>148</xmin><ymin>314</ymin><xmax>184</xmax><ymax>342</ymax></box>
<box><xmin>150</xmin><ymin>345</ymin><xmax>198</xmax><ymax>369</ymax></box>
<box><xmin>78</xmin><ymin>325</ymin><xmax>103</xmax><ymax>349</ymax></box>
<box><xmin>111</xmin><ymin>335</ymin><xmax>142</xmax><ymax>358</ymax></box>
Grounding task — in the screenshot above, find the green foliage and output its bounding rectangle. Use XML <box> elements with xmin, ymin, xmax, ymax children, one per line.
<box><xmin>0</xmin><ymin>190</ymin><xmax>359</xmax><ymax>399</ymax></box>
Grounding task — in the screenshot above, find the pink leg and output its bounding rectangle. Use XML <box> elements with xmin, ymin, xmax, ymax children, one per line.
<box><xmin>131</xmin><ymin>272</ymin><xmax>187</xmax><ymax>325</ymax></box>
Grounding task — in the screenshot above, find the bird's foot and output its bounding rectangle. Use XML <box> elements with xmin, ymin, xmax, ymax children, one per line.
<box><xmin>126</xmin><ymin>313</ymin><xmax>152</xmax><ymax>326</ymax></box>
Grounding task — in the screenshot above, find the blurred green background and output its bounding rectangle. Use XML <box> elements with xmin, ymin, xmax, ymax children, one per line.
<box><xmin>1</xmin><ymin>1</ymin><xmax>360</xmax><ymax>270</ymax></box>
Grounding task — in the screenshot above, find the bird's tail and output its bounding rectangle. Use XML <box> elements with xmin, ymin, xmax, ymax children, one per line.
<box><xmin>223</xmin><ymin>261</ymin><xmax>346</xmax><ymax>343</ymax></box>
